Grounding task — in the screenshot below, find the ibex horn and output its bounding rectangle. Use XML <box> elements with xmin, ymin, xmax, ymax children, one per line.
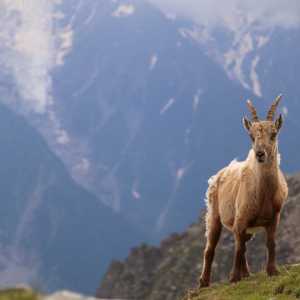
<box><xmin>266</xmin><ymin>94</ymin><xmax>282</xmax><ymax>121</ymax></box>
<box><xmin>246</xmin><ymin>99</ymin><xmax>259</xmax><ymax>122</ymax></box>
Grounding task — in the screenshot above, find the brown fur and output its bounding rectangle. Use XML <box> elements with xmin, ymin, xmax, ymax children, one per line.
<box><xmin>199</xmin><ymin>97</ymin><xmax>288</xmax><ymax>287</ymax></box>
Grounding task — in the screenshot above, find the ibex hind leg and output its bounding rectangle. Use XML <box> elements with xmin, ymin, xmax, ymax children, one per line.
<box><xmin>240</xmin><ymin>233</ymin><xmax>252</xmax><ymax>278</ymax></box>
<box><xmin>199</xmin><ymin>212</ymin><xmax>222</xmax><ymax>288</ymax></box>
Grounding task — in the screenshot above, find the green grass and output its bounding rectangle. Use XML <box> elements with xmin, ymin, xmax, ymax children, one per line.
<box><xmin>183</xmin><ymin>264</ymin><xmax>300</xmax><ymax>300</ymax></box>
<box><xmin>0</xmin><ymin>288</ymin><xmax>39</xmax><ymax>300</ymax></box>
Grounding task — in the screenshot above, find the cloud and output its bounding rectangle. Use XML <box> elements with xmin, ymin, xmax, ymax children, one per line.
<box><xmin>0</xmin><ymin>0</ymin><xmax>72</xmax><ymax>114</ymax></box>
<box><xmin>148</xmin><ymin>0</ymin><xmax>300</xmax><ymax>98</ymax></box>
<box><xmin>56</xmin><ymin>25</ymin><xmax>74</xmax><ymax>66</ymax></box>
<box><xmin>148</xmin><ymin>0</ymin><xmax>300</xmax><ymax>30</ymax></box>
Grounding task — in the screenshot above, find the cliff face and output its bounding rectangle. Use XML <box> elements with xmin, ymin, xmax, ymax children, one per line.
<box><xmin>97</xmin><ymin>173</ymin><xmax>300</xmax><ymax>300</ymax></box>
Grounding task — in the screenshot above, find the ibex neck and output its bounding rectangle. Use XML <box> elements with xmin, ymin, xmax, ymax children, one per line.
<box><xmin>249</xmin><ymin>145</ymin><xmax>280</xmax><ymax>191</ymax></box>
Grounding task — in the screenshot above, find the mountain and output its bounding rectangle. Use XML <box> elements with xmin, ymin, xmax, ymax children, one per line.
<box><xmin>0</xmin><ymin>0</ymin><xmax>299</xmax><ymax>292</ymax></box>
<box><xmin>33</xmin><ymin>0</ymin><xmax>257</xmax><ymax>240</ymax></box>
<box><xmin>0</xmin><ymin>103</ymin><xmax>142</xmax><ymax>294</ymax></box>
<box><xmin>21</xmin><ymin>0</ymin><xmax>300</xmax><ymax>241</ymax></box>
<box><xmin>97</xmin><ymin>172</ymin><xmax>300</xmax><ymax>300</ymax></box>
<box><xmin>1</xmin><ymin>0</ymin><xmax>299</xmax><ymax>242</ymax></box>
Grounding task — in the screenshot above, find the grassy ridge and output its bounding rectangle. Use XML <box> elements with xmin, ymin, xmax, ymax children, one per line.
<box><xmin>0</xmin><ymin>289</ymin><xmax>39</xmax><ymax>300</ymax></box>
<box><xmin>183</xmin><ymin>264</ymin><xmax>300</xmax><ymax>300</ymax></box>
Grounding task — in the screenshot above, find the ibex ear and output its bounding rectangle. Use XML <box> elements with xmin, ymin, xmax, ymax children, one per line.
<box><xmin>243</xmin><ymin>117</ymin><xmax>252</xmax><ymax>132</ymax></box>
<box><xmin>275</xmin><ymin>114</ymin><xmax>283</xmax><ymax>131</ymax></box>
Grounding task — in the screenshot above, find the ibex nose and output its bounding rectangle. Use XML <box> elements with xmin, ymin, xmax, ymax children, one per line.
<box><xmin>256</xmin><ymin>151</ymin><xmax>265</xmax><ymax>162</ymax></box>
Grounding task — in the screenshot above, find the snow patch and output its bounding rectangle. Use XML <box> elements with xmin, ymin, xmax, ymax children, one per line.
<box><xmin>160</xmin><ymin>98</ymin><xmax>175</xmax><ymax>115</ymax></box>
<box><xmin>149</xmin><ymin>54</ymin><xmax>158</xmax><ymax>70</ymax></box>
<box><xmin>156</xmin><ymin>162</ymin><xmax>193</xmax><ymax>231</ymax></box>
<box><xmin>132</xmin><ymin>190</ymin><xmax>141</xmax><ymax>200</ymax></box>
<box><xmin>193</xmin><ymin>89</ymin><xmax>203</xmax><ymax>112</ymax></box>
<box><xmin>149</xmin><ymin>1</ymin><xmax>300</xmax><ymax>31</ymax></box>
<box><xmin>112</xmin><ymin>4</ymin><xmax>135</xmax><ymax>17</ymax></box>
<box><xmin>224</xmin><ymin>33</ymin><xmax>254</xmax><ymax>90</ymax></box>
<box><xmin>56</xmin><ymin>26</ymin><xmax>74</xmax><ymax>66</ymax></box>
<box><xmin>73</xmin><ymin>66</ymin><xmax>99</xmax><ymax>97</ymax></box>
<box><xmin>256</xmin><ymin>35</ymin><xmax>270</xmax><ymax>48</ymax></box>
<box><xmin>84</xmin><ymin>3</ymin><xmax>99</xmax><ymax>25</ymax></box>
<box><xmin>179</xmin><ymin>27</ymin><xmax>212</xmax><ymax>44</ymax></box>
<box><xmin>47</xmin><ymin>110</ymin><xmax>71</xmax><ymax>145</ymax></box>
<box><xmin>176</xmin><ymin>168</ymin><xmax>186</xmax><ymax>181</ymax></box>
<box><xmin>73</xmin><ymin>158</ymin><xmax>91</xmax><ymax>175</ymax></box>
<box><xmin>131</xmin><ymin>179</ymin><xmax>141</xmax><ymax>200</ymax></box>
<box><xmin>56</xmin><ymin>129</ymin><xmax>70</xmax><ymax>145</ymax></box>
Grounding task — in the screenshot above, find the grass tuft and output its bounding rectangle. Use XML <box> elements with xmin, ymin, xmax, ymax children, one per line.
<box><xmin>0</xmin><ymin>288</ymin><xmax>39</xmax><ymax>300</ymax></box>
<box><xmin>183</xmin><ymin>264</ymin><xmax>300</xmax><ymax>300</ymax></box>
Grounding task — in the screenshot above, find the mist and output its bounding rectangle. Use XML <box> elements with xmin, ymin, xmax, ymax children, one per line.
<box><xmin>0</xmin><ymin>0</ymin><xmax>72</xmax><ymax>114</ymax></box>
<box><xmin>148</xmin><ymin>0</ymin><xmax>300</xmax><ymax>31</ymax></box>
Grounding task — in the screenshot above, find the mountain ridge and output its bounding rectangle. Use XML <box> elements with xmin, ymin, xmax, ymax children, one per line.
<box><xmin>1</xmin><ymin>0</ymin><xmax>299</xmax><ymax>242</ymax></box>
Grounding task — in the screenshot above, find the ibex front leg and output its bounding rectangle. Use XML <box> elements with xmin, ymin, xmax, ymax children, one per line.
<box><xmin>230</xmin><ymin>223</ymin><xmax>248</xmax><ymax>283</ymax></box>
<box><xmin>265</xmin><ymin>213</ymin><xmax>280</xmax><ymax>276</ymax></box>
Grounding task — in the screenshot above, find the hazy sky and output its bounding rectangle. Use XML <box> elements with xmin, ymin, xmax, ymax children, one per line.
<box><xmin>148</xmin><ymin>0</ymin><xmax>300</xmax><ymax>30</ymax></box>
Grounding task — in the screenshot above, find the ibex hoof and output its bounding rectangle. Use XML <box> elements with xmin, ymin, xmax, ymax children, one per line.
<box><xmin>241</xmin><ymin>270</ymin><xmax>250</xmax><ymax>278</ymax></box>
<box><xmin>199</xmin><ymin>277</ymin><xmax>210</xmax><ymax>288</ymax></box>
<box><xmin>267</xmin><ymin>267</ymin><xmax>279</xmax><ymax>277</ymax></box>
<box><xmin>229</xmin><ymin>272</ymin><xmax>242</xmax><ymax>283</ymax></box>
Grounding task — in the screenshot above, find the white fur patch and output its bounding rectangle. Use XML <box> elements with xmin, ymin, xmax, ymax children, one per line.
<box><xmin>229</xmin><ymin>158</ymin><xmax>239</xmax><ymax>165</ymax></box>
<box><xmin>277</xmin><ymin>153</ymin><xmax>281</xmax><ymax>165</ymax></box>
<box><xmin>207</xmin><ymin>175</ymin><xmax>216</xmax><ymax>186</ymax></box>
<box><xmin>204</xmin><ymin>175</ymin><xmax>217</xmax><ymax>206</ymax></box>
<box><xmin>228</xmin><ymin>158</ymin><xmax>244</xmax><ymax>170</ymax></box>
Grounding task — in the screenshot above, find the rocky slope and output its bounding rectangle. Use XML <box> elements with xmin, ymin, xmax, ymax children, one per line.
<box><xmin>97</xmin><ymin>173</ymin><xmax>300</xmax><ymax>300</ymax></box>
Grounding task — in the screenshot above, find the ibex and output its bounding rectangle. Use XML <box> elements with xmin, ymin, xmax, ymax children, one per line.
<box><xmin>199</xmin><ymin>95</ymin><xmax>288</xmax><ymax>287</ymax></box>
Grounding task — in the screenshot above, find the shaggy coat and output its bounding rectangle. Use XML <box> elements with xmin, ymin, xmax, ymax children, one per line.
<box><xmin>199</xmin><ymin>96</ymin><xmax>288</xmax><ymax>287</ymax></box>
